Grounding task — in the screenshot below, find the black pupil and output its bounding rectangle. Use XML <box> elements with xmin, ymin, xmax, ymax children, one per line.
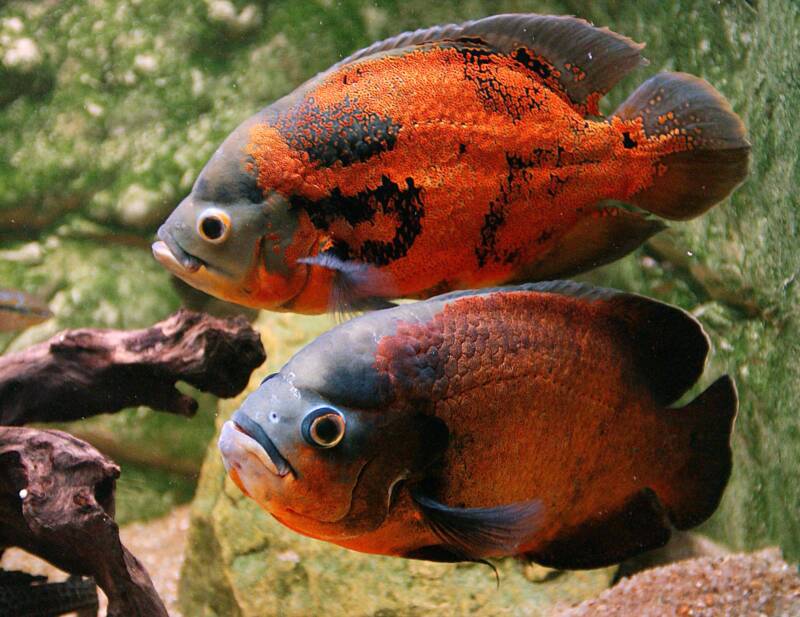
<box><xmin>201</xmin><ymin>216</ymin><xmax>224</xmax><ymax>240</ymax></box>
<box><xmin>313</xmin><ymin>416</ymin><xmax>341</xmax><ymax>444</ymax></box>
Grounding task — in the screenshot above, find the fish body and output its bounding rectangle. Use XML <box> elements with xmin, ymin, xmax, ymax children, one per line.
<box><xmin>219</xmin><ymin>282</ymin><xmax>737</xmax><ymax>567</ymax></box>
<box><xmin>0</xmin><ymin>289</ymin><xmax>52</xmax><ymax>332</ymax></box>
<box><xmin>153</xmin><ymin>14</ymin><xmax>750</xmax><ymax>314</ymax></box>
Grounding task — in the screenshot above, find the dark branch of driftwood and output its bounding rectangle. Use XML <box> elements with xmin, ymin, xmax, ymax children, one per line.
<box><xmin>0</xmin><ymin>427</ymin><xmax>168</xmax><ymax>617</ymax></box>
<box><xmin>0</xmin><ymin>308</ymin><xmax>266</xmax><ymax>426</ymax></box>
<box><xmin>0</xmin><ymin>309</ymin><xmax>266</xmax><ymax>615</ymax></box>
<box><xmin>0</xmin><ymin>570</ymin><xmax>98</xmax><ymax>617</ymax></box>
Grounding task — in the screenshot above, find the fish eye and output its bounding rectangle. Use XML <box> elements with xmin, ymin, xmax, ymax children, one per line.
<box><xmin>197</xmin><ymin>208</ymin><xmax>231</xmax><ymax>244</ymax></box>
<box><xmin>302</xmin><ymin>407</ymin><xmax>345</xmax><ymax>449</ymax></box>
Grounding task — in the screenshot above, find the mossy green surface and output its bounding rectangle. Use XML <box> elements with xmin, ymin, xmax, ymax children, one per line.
<box><xmin>113</xmin><ymin>462</ymin><xmax>197</xmax><ymax>526</ymax></box>
<box><xmin>1</xmin><ymin>0</ymin><xmax>798</xmax><ymax>612</ymax></box>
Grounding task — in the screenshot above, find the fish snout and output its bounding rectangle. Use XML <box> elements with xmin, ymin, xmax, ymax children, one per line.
<box><xmin>152</xmin><ymin>223</ymin><xmax>203</xmax><ymax>273</ymax></box>
<box><xmin>219</xmin><ymin>421</ymin><xmax>287</xmax><ymax>506</ymax></box>
<box><xmin>227</xmin><ymin>411</ymin><xmax>293</xmax><ymax>477</ymax></box>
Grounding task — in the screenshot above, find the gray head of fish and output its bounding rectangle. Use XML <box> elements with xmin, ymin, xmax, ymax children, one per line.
<box><xmin>218</xmin><ymin>305</ymin><xmax>449</xmax><ymax>538</ymax></box>
<box><xmin>152</xmin><ymin>112</ymin><xmax>304</xmax><ymax>307</ymax></box>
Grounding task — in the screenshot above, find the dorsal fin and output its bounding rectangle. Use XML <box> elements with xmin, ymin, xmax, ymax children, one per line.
<box><xmin>528</xmin><ymin>282</ymin><xmax>711</xmax><ymax>406</ymax></box>
<box><xmin>430</xmin><ymin>281</ymin><xmax>709</xmax><ymax>406</ymax></box>
<box><xmin>330</xmin><ymin>14</ymin><xmax>646</xmax><ymax>116</ymax></box>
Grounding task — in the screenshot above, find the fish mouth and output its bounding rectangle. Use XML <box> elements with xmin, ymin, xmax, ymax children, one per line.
<box><xmin>152</xmin><ymin>227</ymin><xmax>203</xmax><ymax>273</ymax></box>
<box><xmin>231</xmin><ymin>410</ymin><xmax>292</xmax><ymax>477</ymax></box>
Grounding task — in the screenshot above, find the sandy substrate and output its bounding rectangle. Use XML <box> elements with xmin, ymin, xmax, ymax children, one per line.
<box><xmin>1</xmin><ymin>506</ymin><xmax>189</xmax><ymax>617</ymax></box>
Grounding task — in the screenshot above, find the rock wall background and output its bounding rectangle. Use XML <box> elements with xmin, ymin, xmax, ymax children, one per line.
<box><xmin>0</xmin><ymin>0</ymin><xmax>797</xmax><ymax>613</ymax></box>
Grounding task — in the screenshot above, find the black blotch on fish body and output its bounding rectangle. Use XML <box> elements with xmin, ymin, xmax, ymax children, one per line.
<box><xmin>457</xmin><ymin>46</ymin><xmax>543</xmax><ymax>121</ymax></box>
<box><xmin>510</xmin><ymin>47</ymin><xmax>554</xmax><ymax>81</ymax></box>
<box><xmin>622</xmin><ymin>131</ymin><xmax>637</xmax><ymax>149</ymax></box>
<box><xmin>475</xmin><ymin>197</ymin><xmax>508</xmax><ymax>268</ymax></box>
<box><xmin>294</xmin><ymin>176</ymin><xmax>424</xmax><ymax>267</ymax></box>
<box><xmin>546</xmin><ymin>173</ymin><xmax>568</xmax><ymax>198</ymax></box>
<box><xmin>294</xmin><ymin>187</ymin><xmax>377</xmax><ymax>230</ymax></box>
<box><xmin>277</xmin><ymin>95</ymin><xmax>401</xmax><ymax>168</ymax></box>
<box><xmin>356</xmin><ymin>177</ymin><xmax>424</xmax><ymax>266</ymax></box>
<box><xmin>476</xmin><ymin>153</ymin><xmax>542</xmax><ymax>268</ymax></box>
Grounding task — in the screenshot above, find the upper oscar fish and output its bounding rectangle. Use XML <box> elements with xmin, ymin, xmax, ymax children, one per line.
<box><xmin>0</xmin><ymin>289</ymin><xmax>52</xmax><ymax>332</ymax></box>
<box><xmin>152</xmin><ymin>13</ymin><xmax>750</xmax><ymax>314</ymax></box>
<box><xmin>218</xmin><ymin>281</ymin><xmax>737</xmax><ymax>568</ymax></box>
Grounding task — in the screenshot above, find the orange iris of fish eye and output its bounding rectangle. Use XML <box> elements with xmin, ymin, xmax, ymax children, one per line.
<box><xmin>309</xmin><ymin>413</ymin><xmax>345</xmax><ymax>448</ymax></box>
<box><xmin>197</xmin><ymin>208</ymin><xmax>231</xmax><ymax>244</ymax></box>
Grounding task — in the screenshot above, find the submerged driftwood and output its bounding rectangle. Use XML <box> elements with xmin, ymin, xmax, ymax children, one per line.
<box><xmin>0</xmin><ymin>570</ymin><xmax>98</xmax><ymax>617</ymax></box>
<box><xmin>0</xmin><ymin>308</ymin><xmax>265</xmax><ymax>425</ymax></box>
<box><xmin>0</xmin><ymin>427</ymin><xmax>165</xmax><ymax>617</ymax></box>
<box><xmin>0</xmin><ymin>310</ymin><xmax>266</xmax><ymax>616</ymax></box>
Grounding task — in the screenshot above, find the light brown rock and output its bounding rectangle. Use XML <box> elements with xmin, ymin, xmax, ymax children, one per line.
<box><xmin>559</xmin><ymin>549</ymin><xmax>800</xmax><ymax>617</ymax></box>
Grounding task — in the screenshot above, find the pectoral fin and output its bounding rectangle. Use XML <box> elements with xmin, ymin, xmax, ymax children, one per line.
<box><xmin>298</xmin><ymin>252</ymin><xmax>397</xmax><ymax>317</ymax></box>
<box><xmin>412</xmin><ymin>490</ymin><xmax>543</xmax><ymax>559</ymax></box>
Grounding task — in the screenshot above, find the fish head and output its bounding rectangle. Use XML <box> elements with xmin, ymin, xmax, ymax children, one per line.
<box><xmin>152</xmin><ymin>115</ymin><xmax>316</xmax><ymax>310</ymax></box>
<box><xmin>219</xmin><ymin>313</ymin><xmax>449</xmax><ymax>537</ymax></box>
<box><xmin>219</xmin><ymin>371</ymin><xmax>384</xmax><ymax>531</ymax></box>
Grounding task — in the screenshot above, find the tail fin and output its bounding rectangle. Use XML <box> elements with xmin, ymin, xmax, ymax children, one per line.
<box><xmin>614</xmin><ymin>72</ymin><xmax>750</xmax><ymax>220</ymax></box>
<box><xmin>659</xmin><ymin>375</ymin><xmax>738</xmax><ymax>529</ymax></box>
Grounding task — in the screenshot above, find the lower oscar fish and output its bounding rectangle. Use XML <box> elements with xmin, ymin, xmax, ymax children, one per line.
<box><xmin>0</xmin><ymin>289</ymin><xmax>52</xmax><ymax>332</ymax></box>
<box><xmin>219</xmin><ymin>282</ymin><xmax>737</xmax><ymax>568</ymax></box>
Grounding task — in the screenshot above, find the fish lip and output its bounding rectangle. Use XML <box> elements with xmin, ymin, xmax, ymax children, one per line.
<box><xmin>153</xmin><ymin>227</ymin><xmax>203</xmax><ymax>273</ymax></box>
<box><xmin>231</xmin><ymin>410</ymin><xmax>292</xmax><ymax>478</ymax></box>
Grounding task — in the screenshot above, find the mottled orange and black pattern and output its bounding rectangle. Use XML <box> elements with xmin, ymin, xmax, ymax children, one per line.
<box><xmin>155</xmin><ymin>15</ymin><xmax>748</xmax><ymax>313</ymax></box>
<box><xmin>245</xmin><ymin>37</ymin><xmax>742</xmax><ymax>312</ymax></box>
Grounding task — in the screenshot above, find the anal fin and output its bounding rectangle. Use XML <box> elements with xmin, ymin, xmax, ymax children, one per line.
<box><xmin>516</xmin><ymin>205</ymin><xmax>665</xmax><ymax>282</ymax></box>
<box><xmin>527</xmin><ymin>488</ymin><xmax>672</xmax><ymax>570</ymax></box>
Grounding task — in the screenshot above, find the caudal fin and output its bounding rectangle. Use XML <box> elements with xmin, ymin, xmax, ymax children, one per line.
<box><xmin>659</xmin><ymin>375</ymin><xmax>738</xmax><ymax>529</ymax></box>
<box><xmin>614</xmin><ymin>72</ymin><xmax>750</xmax><ymax>220</ymax></box>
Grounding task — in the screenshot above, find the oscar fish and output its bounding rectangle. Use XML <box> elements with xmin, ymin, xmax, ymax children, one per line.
<box><xmin>0</xmin><ymin>289</ymin><xmax>52</xmax><ymax>332</ymax></box>
<box><xmin>218</xmin><ymin>281</ymin><xmax>737</xmax><ymax>568</ymax></box>
<box><xmin>153</xmin><ymin>14</ymin><xmax>750</xmax><ymax>314</ymax></box>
